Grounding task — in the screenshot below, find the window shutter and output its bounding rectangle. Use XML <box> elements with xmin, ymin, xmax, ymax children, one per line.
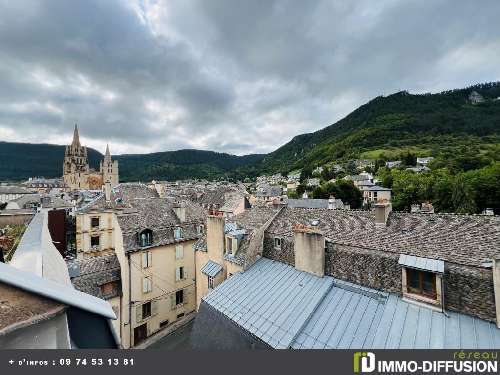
<box><xmin>136</xmin><ymin>305</ymin><xmax>142</xmax><ymax>323</ymax></box>
<box><xmin>148</xmin><ymin>251</ymin><xmax>152</xmax><ymax>267</ymax></box>
<box><xmin>152</xmin><ymin>300</ymin><xmax>158</xmax><ymax>316</ymax></box>
<box><xmin>184</xmin><ymin>269</ymin><xmax>188</xmax><ymax>280</ymax></box>
<box><xmin>183</xmin><ymin>291</ymin><xmax>188</xmax><ymax>305</ymax></box>
<box><xmin>175</xmin><ymin>267</ymin><xmax>180</xmax><ymax>281</ymax></box>
<box><xmin>142</xmin><ymin>278</ymin><xmax>147</xmax><ymax>293</ymax></box>
<box><xmin>142</xmin><ymin>252</ymin><xmax>147</xmax><ymax>268</ymax></box>
<box><xmin>170</xmin><ymin>294</ymin><xmax>175</xmax><ymax>310</ymax></box>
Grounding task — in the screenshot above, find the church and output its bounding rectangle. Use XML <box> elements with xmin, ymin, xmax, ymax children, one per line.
<box><xmin>63</xmin><ymin>125</ymin><xmax>119</xmax><ymax>190</ymax></box>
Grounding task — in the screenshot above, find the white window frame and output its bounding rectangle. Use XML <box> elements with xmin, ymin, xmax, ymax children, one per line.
<box><xmin>143</xmin><ymin>276</ymin><xmax>152</xmax><ymax>294</ymax></box>
<box><xmin>175</xmin><ymin>244</ymin><xmax>184</xmax><ymax>260</ymax></box>
<box><xmin>174</xmin><ymin>227</ymin><xmax>183</xmax><ymax>240</ymax></box>
<box><xmin>142</xmin><ymin>251</ymin><xmax>152</xmax><ymax>268</ymax></box>
<box><xmin>175</xmin><ymin>266</ymin><xmax>187</xmax><ymax>281</ymax></box>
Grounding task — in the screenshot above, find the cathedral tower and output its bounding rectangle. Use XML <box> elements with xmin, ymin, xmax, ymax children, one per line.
<box><xmin>100</xmin><ymin>144</ymin><xmax>119</xmax><ymax>188</ymax></box>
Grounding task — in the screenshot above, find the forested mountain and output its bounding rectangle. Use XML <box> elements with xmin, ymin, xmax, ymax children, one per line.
<box><xmin>0</xmin><ymin>141</ymin><xmax>102</xmax><ymax>181</ymax></box>
<box><xmin>1</xmin><ymin>82</ymin><xmax>499</xmax><ymax>185</ymax></box>
<box><xmin>253</xmin><ymin>82</ymin><xmax>500</xmax><ymax>175</ymax></box>
<box><xmin>0</xmin><ymin>141</ymin><xmax>263</xmax><ymax>182</ymax></box>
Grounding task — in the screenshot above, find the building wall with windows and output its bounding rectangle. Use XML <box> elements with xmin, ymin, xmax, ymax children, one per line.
<box><xmin>76</xmin><ymin>210</ymin><xmax>116</xmax><ymax>259</ymax></box>
<box><xmin>128</xmin><ymin>240</ymin><xmax>197</xmax><ymax>347</ymax></box>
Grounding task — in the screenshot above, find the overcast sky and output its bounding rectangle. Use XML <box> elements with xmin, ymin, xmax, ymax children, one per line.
<box><xmin>0</xmin><ymin>0</ymin><xmax>499</xmax><ymax>156</ymax></box>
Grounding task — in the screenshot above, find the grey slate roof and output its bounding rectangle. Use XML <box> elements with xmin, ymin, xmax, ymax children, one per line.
<box><xmin>203</xmin><ymin>258</ymin><xmax>500</xmax><ymax>349</ymax></box>
<box><xmin>266</xmin><ymin>207</ymin><xmax>500</xmax><ymax>268</ymax></box>
<box><xmin>201</xmin><ymin>260</ymin><xmax>223</xmax><ymax>277</ymax></box>
<box><xmin>399</xmin><ymin>254</ymin><xmax>444</xmax><ymax>273</ymax></box>
<box><xmin>69</xmin><ymin>254</ymin><xmax>121</xmax><ymax>300</ymax></box>
<box><xmin>286</xmin><ymin>199</ymin><xmax>328</xmax><ymax>209</ymax></box>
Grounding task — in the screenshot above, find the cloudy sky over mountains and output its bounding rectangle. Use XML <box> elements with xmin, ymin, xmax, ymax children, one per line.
<box><xmin>0</xmin><ymin>0</ymin><xmax>499</xmax><ymax>155</ymax></box>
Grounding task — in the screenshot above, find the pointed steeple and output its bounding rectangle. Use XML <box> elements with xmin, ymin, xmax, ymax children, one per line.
<box><xmin>72</xmin><ymin>124</ymin><xmax>81</xmax><ymax>147</ymax></box>
<box><xmin>105</xmin><ymin>144</ymin><xmax>111</xmax><ymax>160</ymax></box>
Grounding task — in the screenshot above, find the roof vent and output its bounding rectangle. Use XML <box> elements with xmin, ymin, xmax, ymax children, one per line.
<box><xmin>311</xmin><ymin>219</ymin><xmax>320</xmax><ymax>226</ymax></box>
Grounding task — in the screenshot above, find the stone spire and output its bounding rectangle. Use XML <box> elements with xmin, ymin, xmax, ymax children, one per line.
<box><xmin>71</xmin><ymin>124</ymin><xmax>81</xmax><ymax>148</ymax></box>
<box><xmin>104</xmin><ymin>144</ymin><xmax>111</xmax><ymax>161</ymax></box>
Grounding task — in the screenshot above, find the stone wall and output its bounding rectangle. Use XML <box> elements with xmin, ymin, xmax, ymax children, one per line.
<box><xmin>263</xmin><ymin>236</ymin><xmax>294</xmax><ymax>266</ymax></box>
<box><xmin>325</xmin><ymin>243</ymin><xmax>402</xmax><ymax>293</ymax></box>
<box><xmin>444</xmin><ymin>264</ymin><xmax>495</xmax><ymax>322</ymax></box>
<box><xmin>263</xmin><ymin>234</ymin><xmax>497</xmax><ymax>322</ymax></box>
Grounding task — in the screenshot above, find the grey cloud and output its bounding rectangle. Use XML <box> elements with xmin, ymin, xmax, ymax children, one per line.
<box><xmin>0</xmin><ymin>0</ymin><xmax>499</xmax><ymax>155</ymax></box>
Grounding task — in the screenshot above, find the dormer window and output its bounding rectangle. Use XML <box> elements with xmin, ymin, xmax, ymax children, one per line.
<box><xmin>197</xmin><ymin>224</ymin><xmax>204</xmax><ymax>235</ymax></box>
<box><xmin>399</xmin><ymin>254</ymin><xmax>444</xmax><ymax>307</ymax></box>
<box><xmin>139</xmin><ymin>229</ymin><xmax>153</xmax><ymax>247</ymax></box>
<box><xmin>174</xmin><ymin>227</ymin><xmax>183</xmax><ymax>240</ymax></box>
<box><xmin>226</xmin><ymin>236</ymin><xmax>233</xmax><ymax>254</ymax></box>
<box><xmin>406</xmin><ymin>268</ymin><xmax>436</xmax><ymax>299</ymax></box>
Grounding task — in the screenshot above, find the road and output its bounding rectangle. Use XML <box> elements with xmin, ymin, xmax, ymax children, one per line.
<box><xmin>146</xmin><ymin>320</ymin><xmax>194</xmax><ymax>350</ymax></box>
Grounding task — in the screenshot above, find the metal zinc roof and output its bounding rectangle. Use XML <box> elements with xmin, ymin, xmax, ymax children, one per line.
<box><xmin>399</xmin><ymin>254</ymin><xmax>444</xmax><ymax>273</ymax></box>
<box><xmin>0</xmin><ymin>262</ymin><xmax>116</xmax><ymax>320</ymax></box>
<box><xmin>201</xmin><ymin>260</ymin><xmax>223</xmax><ymax>277</ymax></box>
<box><xmin>202</xmin><ymin>258</ymin><xmax>334</xmax><ymax>349</ymax></box>
<box><xmin>291</xmin><ymin>280</ymin><xmax>500</xmax><ymax>349</ymax></box>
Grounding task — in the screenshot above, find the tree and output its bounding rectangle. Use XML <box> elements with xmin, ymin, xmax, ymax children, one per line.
<box><xmin>452</xmin><ymin>175</ymin><xmax>476</xmax><ymax>213</ymax></box>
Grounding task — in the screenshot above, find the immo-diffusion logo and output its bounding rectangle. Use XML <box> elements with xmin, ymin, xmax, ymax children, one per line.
<box><xmin>353</xmin><ymin>351</ymin><xmax>498</xmax><ymax>374</ymax></box>
<box><xmin>353</xmin><ymin>352</ymin><xmax>376</xmax><ymax>373</ymax></box>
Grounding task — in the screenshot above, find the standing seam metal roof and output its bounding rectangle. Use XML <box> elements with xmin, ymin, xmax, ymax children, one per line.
<box><xmin>398</xmin><ymin>254</ymin><xmax>445</xmax><ymax>273</ymax></box>
<box><xmin>201</xmin><ymin>260</ymin><xmax>223</xmax><ymax>277</ymax></box>
<box><xmin>203</xmin><ymin>258</ymin><xmax>500</xmax><ymax>349</ymax></box>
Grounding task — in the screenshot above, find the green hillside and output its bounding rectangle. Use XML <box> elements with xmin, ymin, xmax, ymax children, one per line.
<box><xmin>0</xmin><ymin>142</ymin><xmax>263</xmax><ymax>182</ymax></box>
<box><xmin>116</xmin><ymin>150</ymin><xmax>263</xmax><ymax>181</ymax></box>
<box><xmin>255</xmin><ymin>82</ymin><xmax>500</xmax><ymax>174</ymax></box>
<box><xmin>0</xmin><ymin>141</ymin><xmax>102</xmax><ymax>180</ymax></box>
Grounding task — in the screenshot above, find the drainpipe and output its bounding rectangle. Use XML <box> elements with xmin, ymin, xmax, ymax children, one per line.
<box><xmin>128</xmin><ymin>252</ymin><xmax>132</xmax><ymax>348</ymax></box>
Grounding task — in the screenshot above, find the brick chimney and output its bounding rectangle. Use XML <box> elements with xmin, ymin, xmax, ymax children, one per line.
<box><xmin>293</xmin><ymin>224</ymin><xmax>325</xmax><ymax>277</ymax></box>
<box><xmin>374</xmin><ymin>201</ymin><xmax>392</xmax><ymax>226</ymax></box>
<box><xmin>173</xmin><ymin>202</ymin><xmax>186</xmax><ymax>223</ymax></box>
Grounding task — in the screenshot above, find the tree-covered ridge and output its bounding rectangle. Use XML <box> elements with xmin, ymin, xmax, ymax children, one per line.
<box><xmin>0</xmin><ymin>141</ymin><xmax>102</xmax><ymax>180</ymax></box>
<box><xmin>254</xmin><ymin>81</ymin><xmax>500</xmax><ymax>174</ymax></box>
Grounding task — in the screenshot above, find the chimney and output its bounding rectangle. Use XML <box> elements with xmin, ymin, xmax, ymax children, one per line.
<box><xmin>328</xmin><ymin>196</ymin><xmax>336</xmax><ymax>210</ymax></box>
<box><xmin>374</xmin><ymin>201</ymin><xmax>392</xmax><ymax>226</ymax></box>
<box><xmin>207</xmin><ymin>215</ymin><xmax>225</xmax><ymax>264</ymax></box>
<box><xmin>173</xmin><ymin>202</ymin><xmax>186</xmax><ymax>223</ymax></box>
<box><xmin>104</xmin><ymin>181</ymin><xmax>111</xmax><ymax>202</ymax></box>
<box><xmin>293</xmin><ymin>225</ymin><xmax>325</xmax><ymax>277</ymax></box>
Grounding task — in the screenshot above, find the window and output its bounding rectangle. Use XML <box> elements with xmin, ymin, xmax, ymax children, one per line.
<box><xmin>175</xmin><ymin>290</ymin><xmax>184</xmax><ymax>305</ymax></box>
<box><xmin>197</xmin><ymin>224</ymin><xmax>204</xmax><ymax>235</ymax></box>
<box><xmin>176</xmin><ymin>313</ymin><xmax>185</xmax><ymax>319</ymax></box>
<box><xmin>91</xmin><ymin>217</ymin><xmax>100</xmax><ymax>228</ymax></box>
<box><xmin>226</xmin><ymin>237</ymin><xmax>233</xmax><ymax>254</ymax></box>
<box><xmin>208</xmin><ymin>276</ymin><xmax>214</xmax><ymax>289</ymax></box>
<box><xmin>175</xmin><ymin>244</ymin><xmax>184</xmax><ymax>260</ymax></box>
<box><xmin>142</xmin><ymin>251</ymin><xmax>152</xmax><ymax>268</ymax></box>
<box><xmin>100</xmin><ymin>281</ymin><xmax>118</xmax><ymax>296</ymax></box>
<box><xmin>176</xmin><ymin>266</ymin><xmax>186</xmax><ymax>281</ymax></box>
<box><xmin>142</xmin><ymin>302</ymin><xmax>151</xmax><ymax>319</ymax></box>
<box><xmin>160</xmin><ymin>320</ymin><xmax>169</xmax><ymax>328</ymax></box>
<box><xmin>274</xmin><ymin>237</ymin><xmax>282</xmax><ymax>249</ymax></box>
<box><xmin>91</xmin><ymin>235</ymin><xmax>100</xmax><ymax>249</ymax></box>
<box><xmin>406</xmin><ymin>269</ymin><xmax>437</xmax><ymax>299</ymax></box>
<box><xmin>143</xmin><ymin>276</ymin><xmax>152</xmax><ymax>293</ymax></box>
<box><xmin>139</xmin><ymin>229</ymin><xmax>153</xmax><ymax>247</ymax></box>
<box><xmin>174</xmin><ymin>227</ymin><xmax>183</xmax><ymax>240</ymax></box>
